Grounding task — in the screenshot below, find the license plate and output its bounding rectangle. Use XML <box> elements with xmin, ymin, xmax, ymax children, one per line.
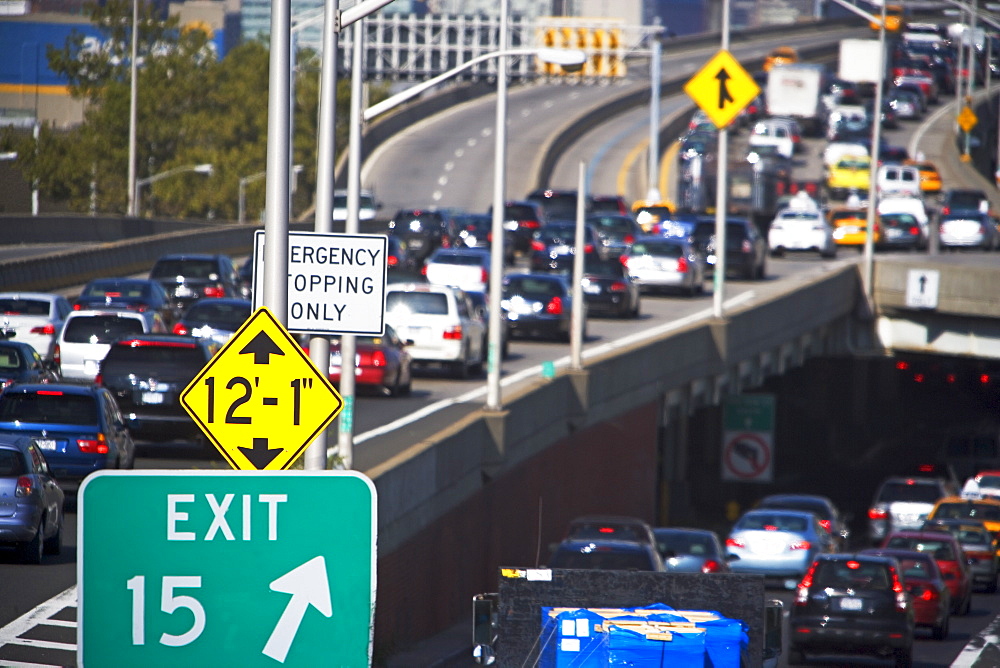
<box><xmin>141</xmin><ymin>392</ymin><xmax>164</xmax><ymax>404</ymax></box>
<box><xmin>553</xmin><ymin>245</ymin><xmax>571</xmax><ymax>255</ymax></box>
<box><xmin>503</xmin><ymin>221</ymin><xmax>518</xmax><ymax>231</ymax></box>
<box><xmin>886</xmin><ymin>228</ymin><xmax>902</xmax><ymax>238</ymax></box>
<box><xmin>841</xmin><ymin>226</ymin><xmax>859</xmax><ymax>234</ymax></box>
<box><xmin>409</xmin><ymin>239</ymin><xmax>424</xmax><ymax>249</ymax></box>
<box><xmin>583</xmin><ymin>284</ymin><xmax>601</xmax><ymax>295</ymax></box>
<box><xmin>839</xmin><ymin>597</ymin><xmax>863</xmax><ymax>611</ymax></box>
<box><xmin>35</xmin><ymin>439</ymin><xmax>56</xmax><ymax>451</ymax></box>
<box><xmin>175</xmin><ymin>285</ymin><xmax>193</xmax><ymax>297</ymax></box>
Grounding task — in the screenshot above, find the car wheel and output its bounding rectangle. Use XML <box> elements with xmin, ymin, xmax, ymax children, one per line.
<box><xmin>19</xmin><ymin>521</ymin><xmax>44</xmax><ymax>564</ymax></box>
<box><xmin>770</xmin><ymin>248</ymin><xmax>785</xmax><ymax>258</ymax></box>
<box><xmin>931</xmin><ymin>613</ymin><xmax>949</xmax><ymax>640</ymax></box>
<box><xmin>43</xmin><ymin>512</ymin><xmax>62</xmax><ymax>556</ymax></box>
<box><xmin>894</xmin><ymin>646</ymin><xmax>913</xmax><ymax>667</ymax></box>
<box><xmin>451</xmin><ymin>349</ymin><xmax>470</xmax><ymax>379</ymax></box>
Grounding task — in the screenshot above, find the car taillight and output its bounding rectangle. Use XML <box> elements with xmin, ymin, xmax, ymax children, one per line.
<box><xmin>77</xmin><ymin>433</ymin><xmax>108</xmax><ymax>454</ymax></box>
<box><xmin>442</xmin><ymin>326</ymin><xmax>463</xmax><ymax>340</ymax></box>
<box><xmin>546</xmin><ymin>296</ymin><xmax>563</xmax><ymax>315</ymax></box>
<box><xmin>742</xmin><ymin>239</ymin><xmax>752</xmax><ymax>253</ymax></box>
<box><xmin>531</xmin><ymin>240</ymin><xmax>546</xmax><ymax>252</ymax></box>
<box><xmin>16</xmin><ymin>475</ymin><xmax>32</xmax><ymax>497</ymax></box>
<box><xmin>523</xmin><ymin>220</ymin><xmax>541</xmax><ymax>229</ymax></box>
<box><xmin>676</xmin><ymin>256</ymin><xmax>689</xmax><ymax>273</ymax></box>
<box><xmin>890</xmin><ymin>565</ymin><xmax>908</xmax><ymax>611</ymax></box>
<box><xmin>481</xmin><ymin>268</ymin><xmax>489</xmax><ymax>284</ymax></box>
<box><xmin>910</xmin><ymin>226</ymin><xmax>920</xmax><ymax>235</ymax></box>
<box><xmin>387</xmin><ymin>255</ymin><xmax>398</xmax><ymax>267</ymax></box>
<box><xmin>725</xmin><ymin>538</ymin><xmax>745</xmax><ymax>549</ymax></box>
<box><xmin>203</xmin><ymin>285</ymin><xmax>225</xmax><ymax>298</ymax></box>
<box><xmin>30</xmin><ymin>324</ymin><xmax>55</xmax><ymax>335</ymax></box>
<box><xmin>868</xmin><ymin>507</ymin><xmax>887</xmax><ymax>520</ymax></box>
<box><xmin>584</xmin><ymin>243</ymin><xmax>594</xmax><ymax>254</ymax></box>
<box><xmin>795</xmin><ymin>561</ymin><xmax>819</xmax><ymax>605</ymax></box>
<box><xmin>819</xmin><ymin>519</ymin><xmax>832</xmax><ymax>533</ymax></box>
<box><xmin>441</xmin><ymin>237</ymin><xmax>451</xmax><ymax>249</ymax></box>
<box><xmin>701</xmin><ymin>560</ymin><xmax>722</xmax><ymax>574</ymax></box>
<box><xmin>623</xmin><ymin>234</ymin><xmax>635</xmax><ymax>245</ymax></box>
<box><xmin>53</xmin><ymin>344</ymin><xmax>61</xmax><ymax>368</ymax></box>
<box><xmin>620</xmin><ymin>255</ymin><xmax>630</xmax><ymax>267</ymax></box>
<box><xmin>371</xmin><ymin>350</ymin><xmax>387</xmax><ymax>367</ymax></box>
<box><xmin>94</xmin><ymin>373</ymin><xmax>102</xmax><ymax>386</ymax></box>
<box><xmin>172</xmin><ymin>322</ymin><xmax>189</xmax><ymax>335</ymax></box>
<box><xmin>421</xmin><ymin>265</ymin><xmax>428</xmax><ymax>276</ymax></box>
<box><xmin>793</xmin><ymin>134</ymin><xmax>801</xmax><ymax>143</ymax></box>
<box><xmin>788</xmin><ymin>540</ymin><xmax>811</xmax><ymax>551</ymax></box>
<box><xmin>941</xmin><ymin>206</ymin><xmax>950</xmax><ymax>215</ymax></box>
<box><xmin>610</xmin><ymin>281</ymin><xmax>627</xmax><ymax>292</ymax></box>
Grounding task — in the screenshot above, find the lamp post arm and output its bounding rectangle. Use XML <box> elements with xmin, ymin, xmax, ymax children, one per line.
<box><xmin>363</xmin><ymin>48</ymin><xmax>538</xmax><ymax>122</ymax></box>
<box><xmin>825</xmin><ymin>0</ymin><xmax>881</xmax><ymax>26</ymax></box>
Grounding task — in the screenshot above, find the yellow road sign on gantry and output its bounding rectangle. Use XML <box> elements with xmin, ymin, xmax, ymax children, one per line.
<box><xmin>958</xmin><ymin>105</ymin><xmax>978</xmax><ymax>133</ymax></box>
<box><xmin>180</xmin><ymin>307</ymin><xmax>343</xmax><ymax>470</ymax></box>
<box><xmin>684</xmin><ymin>50</ymin><xmax>760</xmax><ymax>129</ymax></box>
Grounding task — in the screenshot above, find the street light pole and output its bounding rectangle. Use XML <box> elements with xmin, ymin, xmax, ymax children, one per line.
<box><xmin>486</xmin><ymin>0</ymin><xmax>509</xmax><ymax>412</ymax></box>
<box><xmin>863</xmin><ymin>0</ymin><xmax>886</xmax><ymax>300</ymax></box>
<box><xmin>239</xmin><ymin>171</ymin><xmax>266</xmax><ymax>224</ymax></box>
<box><xmin>711</xmin><ymin>0</ymin><xmax>731</xmax><ymax>320</ymax></box>
<box><xmin>127</xmin><ymin>0</ymin><xmax>138</xmax><ymax>217</ymax></box>
<box><xmin>647</xmin><ymin>32</ymin><xmax>663</xmax><ymax>202</ymax></box>
<box><xmin>134</xmin><ymin>163</ymin><xmax>213</xmax><ymax>217</ymax></box>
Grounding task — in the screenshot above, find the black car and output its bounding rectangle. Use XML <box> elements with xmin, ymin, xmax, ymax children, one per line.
<box><xmin>940</xmin><ymin>188</ymin><xmax>990</xmax><ymax>217</ymax></box>
<box><xmin>565</xmin><ymin>515</ymin><xmax>657</xmax><ymax>547</ymax></box>
<box><xmin>586</xmin><ymin>214</ymin><xmax>641</xmax><ymax>257</ymax></box>
<box><xmin>501</xmin><ymin>273</ymin><xmax>580</xmax><ymax>342</ymax></box>
<box><xmin>691</xmin><ymin>217</ymin><xmax>767</xmax><ymax>280</ymax></box>
<box><xmin>549</xmin><ymin>538</ymin><xmax>664</xmax><ymax>571</ymax></box>
<box><xmin>388</xmin><ymin>209</ymin><xmax>454</xmax><ymax>264</ymax></box>
<box><xmin>97</xmin><ymin>334</ymin><xmax>219</xmax><ymax>445</ymax></box>
<box><xmin>74</xmin><ymin>277</ymin><xmax>177</xmax><ymax>324</ymax></box>
<box><xmin>525</xmin><ymin>189</ymin><xmax>592</xmax><ymax>221</ymax></box>
<box><xmin>528</xmin><ymin>222</ymin><xmax>603</xmax><ymax>273</ymax></box>
<box><xmin>788</xmin><ymin>554</ymin><xmax>915</xmax><ymax>666</ymax></box>
<box><xmin>581</xmin><ymin>257</ymin><xmax>641</xmax><ymax>319</ymax></box>
<box><xmin>879</xmin><ymin>212</ymin><xmax>925</xmax><ymax>251</ymax></box>
<box><xmin>171</xmin><ymin>298</ymin><xmax>252</xmax><ymax>345</ymax></box>
<box><xmin>490</xmin><ymin>201</ymin><xmax>546</xmax><ymax>254</ymax></box>
<box><xmin>148</xmin><ymin>254</ymin><xmax>245</xmax><ymax>313</ymax></box>
<box><xmin>453</xmin><ymin>213</ymin><xmax>516</xmax><ymax>265</ymax></box>
<box><xmin>0</xmin><ymin>340</ymin><xmax>58</xmax><ymax>387</ymax></box>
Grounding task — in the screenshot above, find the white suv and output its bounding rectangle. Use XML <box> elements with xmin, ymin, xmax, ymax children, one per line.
<box><xmin>55</xmin><ymin>310</ymin><xmax>166</xmax><ymax>382</ymax></box>
<box><xmin>384</xmin><ymin>284</ymin><xmax>486</xmax><ymax>379</ymax></box>
<box><xmin>748</xmin><ymin>118</ymin><xmax>797</xmax><ymax>159</ymax></box>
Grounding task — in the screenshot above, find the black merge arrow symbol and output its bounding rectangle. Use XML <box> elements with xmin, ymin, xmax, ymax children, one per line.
<box><xmin>239</xmin><ymin>330</ymin><xmax>284</xmax><ymax>365</ymax></box>
<box><xmin>239</xmin><ymin>437</ymin><xmax>281</xmax><ymax>470</ymax></box>
<box><xmin>715</xmin><ymin>68</ymin><xmax>734</xmax><ymax>109</ymax></box>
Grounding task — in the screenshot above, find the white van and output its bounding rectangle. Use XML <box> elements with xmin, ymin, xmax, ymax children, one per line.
<box><xmin>878</xmin><ymin>196</ymin><xmax>930</xmax><ymax>235</ymax></box>
<box><xmin>877</xmin><ymin>164</ymin><xmax>922</xmax><ymax>198</ymax></box>
<box><xmin>55</xmin><ymin>310</ymin><xmax>166</xmax><ymax>382</ymax></box>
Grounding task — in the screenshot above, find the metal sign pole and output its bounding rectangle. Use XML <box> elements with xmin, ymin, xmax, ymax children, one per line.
<box><xmin>712</xmin><ymin>0</ymin><xmax>730</xmax><ymax>320</ymax></box>
<box><xmin>263</xmin><ymin>0</ymin><xmax>291</xmax><ymax>326</ymax></box>
<box><xmin>647</xmin><ymin>35</ymin><xmax>662</xmax><ymax>202</ymax></box>
<box><xmin>571</xmin><ymin>161</ymin><xmax>586</xmax><ymax>370</ymax></box>
<box><xmin>863</xmin><ymin>1</ymin><xmax>886</xmax><ymax>299</ymax></box>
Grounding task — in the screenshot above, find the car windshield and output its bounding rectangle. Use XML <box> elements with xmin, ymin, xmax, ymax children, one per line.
<box><xmin>957</xmin><ymin>528</ymin><xmax>990</xmax><ymax>545</ymax></box>
<box><xmin>537</xmin><ymin>225</ymin><xmax>578</xmax><ymax>244</ymax></box>
<box><xmin>0</xmin><ymin>392</ymin><xmax>98</xmax><ymax>425</ymax></box>
<box><xmin>812</xmin><ymin>560</ymin><xmax>892</xmax><ymax>590</ymax></box>
<box><xmin>0</xmin><ymin>299</ymin><xmax>51</xmax><ymax>316</ymax></box>
<box><xmin>386</xmin><ymin>292</ymin><xmax>449</xmax><ymax>316</ymax></box>
<box><xmin>630</xmin><ymin>240</ymin><xmax>683</xmax><ymax>257</ymax></box>
<box><xmin>759</xmin><ymin>499</ymin><xmax>830</xmax><ymax>519</ymax></box>
<box><xmin>934</xmin><ymin>502</ymin><xmax>1000</xmax><ymax>521</ymax></box>
<box><xmin>588</xmin><ymin>216</ymin><xmax>634</xmax><ymax>239</ymax></box>
<box><xmin>877</xmin><ymin>481</ymin><xmax>944</xmax><ymax>503</ymax></box>
<box><xmin>528</xmin><ymin>194</ymin><xmax>577</xmax><ymax>219</ymax></box>
<box><xmin>503</xmin><ymin>205</ymin><xmax>537</xmax><ymax>220</ymax></box>
<box><xmin>584</xmin><ymin>259</ymin><xmax>626</xmax><ymax>278</ymax></box>
<box><xmin>183</xmin><ymin>303</ymin><xmax>251</xmax><ymax>329</ymax></box>
<box><xmin>655</xmin><ymin>531</ymin><xmax>715</xmax><ymax>556</ymax></box>
<box><xmin>550</xmin><ymin>546</ymin><xmax>654</xmax><ymax>570</ymax></box>
<box><xmin>978</xmin><ymin>475</ymin><xmax>1000</xmax><ymax>488</ymax></box>
<box><xmin>504</xmin><ymin>277</ymin><xmax>563</xmax><ymax>299</ymax></box>
<box><xmin>0</xmin><ymin>347</ymin><xmax>24</xmax><ymax>370</ymax></box>
<box><xmin>0</xmin><ymin>449</ymin><xmax>26</xmax><ymax>477</ymax></box>
<box><xmin>895</xmin><ymin>556</ymin><xmax>935</xmax><ymax>580</ymax></box>
<box><xmin>885</xmin><ymin>536</ymin><xmax>956</xmax><ymax>560</ymax></box>
<box><xmin>150</xmin><ymin>259</ymin><xmax>219</xmax><ymax>280</ymax></box>
<box><xmin>103</xmin><ymin>345</ymin><xmax>206</xmax><ymax>367</ymax></box>
<box><xmin>567</xmin><ymin>521</ymin><xmax>648</xmax><ymax>543</ymax></box>
<box><xmin>430</xmin><ymin>252</ymin><xmax>485</xmax><ymax>266</ymax></box>
<box><xmin>63</xmin><ymin>316</ymin><xmax>145</xmax><ymax>344</ymax></box>
<box><xmin>735</xmin><ymin>513</ymin><xmax>809</xmax><ymax>533</ymax></box>
<box><xmin>837</xmin><ymin>158</ymin><xmax>869</xmax><ymax>170</ymax></box>
<box><xmin>83</xmin><ymin>281</ymin><xmax>151</xmax><ymax>298</ymax></box>
<box><xmin>881</xmin><ymin>213</ymin><xmax>918</xmax><ymax>228</ymax></box>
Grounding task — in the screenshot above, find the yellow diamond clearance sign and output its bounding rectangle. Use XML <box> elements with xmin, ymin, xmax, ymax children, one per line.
<box><xmin>958</xmin><ymin>105</ymin><xmax>977</xmax><ymax>133</ymax></box>
<box><xmin>684</xmin><ymin>50</ymin><xmax>760</xmax><ymax>129</ymax></box>
<box><xmin>181</xmin><ymin>307</ymin><xmax>343</xmax><ymax>470</ymax></box>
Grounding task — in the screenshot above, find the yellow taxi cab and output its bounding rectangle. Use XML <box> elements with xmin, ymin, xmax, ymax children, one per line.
<box><xmin>825</xmin><ymin>155</ymin><xmax>871</xmax><ymax>200</ymax></box>
<box><xmin>927</xmin><ymin>495</ymin><xmax>1000</xmax><ymax>537</ymax></box>
<box><xmin>828</xmin><ymin>206</ymin><xmax>881</xmax><ymax>249</ymax></box>
<box><xmin>632</xmin><ymin>199</ymin><xmax>675</xmax><ymax>234</ymax></box>
<box><xmin>762</xmin><ymin>46</ymin><xmax>798</xmax><ymax>72</ymax></box>
<box><xmin>905</xmin><ymin>160</ymin><xmax>943</xmax><ymax>194</ymax></box>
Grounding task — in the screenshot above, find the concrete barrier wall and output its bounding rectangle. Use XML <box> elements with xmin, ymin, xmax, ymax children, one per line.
<box><xmin>367</xmin><ymin>264</ymin><xmax>864</xmax><ymax>657</ymax></box>
<box><xmin>0</xmin><ymin>214</ymin><xmax>221</xmax><ymax>244</ymax></box>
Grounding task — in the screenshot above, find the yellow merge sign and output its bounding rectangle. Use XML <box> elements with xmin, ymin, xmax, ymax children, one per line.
<box><xmin>958</xmin><ymin>105</ymin><xmax>977</xmax><ymax>133</ymax></box>
<box><xmin>684</xmin><ymin>50</ymin><xmax>760</xmax><ymax>129</ymax></box>
<box><xmin>181</xmin><ymin>307</ymin><xmax>343</xmax><ymax>470</ymax></box>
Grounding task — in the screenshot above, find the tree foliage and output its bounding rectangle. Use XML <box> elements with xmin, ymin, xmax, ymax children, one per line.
<box><xmin>0</xmin><ymin>0</ymin><xmax>385</xmax><ymax>220</ymax></box>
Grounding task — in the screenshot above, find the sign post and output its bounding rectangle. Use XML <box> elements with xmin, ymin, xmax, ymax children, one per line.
<box><xmin>78</xmin><ymin>470</ymin><xmax>376</xmax><ymax>667</ymax></box>
<box><xmin>181</xmin><ymin>307</ymin><xmax>343</xmax><ymax>470</ymax></box>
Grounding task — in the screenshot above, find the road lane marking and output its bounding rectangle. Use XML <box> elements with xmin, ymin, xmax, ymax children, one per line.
<box><xmin>0</xmin><ymin>585</ymin><xmax>77</xmax><ymax>662</ymax></box>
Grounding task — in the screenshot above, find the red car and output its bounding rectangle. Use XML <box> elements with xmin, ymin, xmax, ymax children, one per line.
<box><xmin>864</xmin><ymin>548</ymin><xmax>951</xmax><ymax>640</ymax></box>
<box><xmin>328</xmin><ymin>325</ymin><xmax>413</xmax><ymax>397</ymax></box>
<box><xmin>882</xmin><ymin>530</ymin><xmax>972</xmax><ymax>615</ymax></box>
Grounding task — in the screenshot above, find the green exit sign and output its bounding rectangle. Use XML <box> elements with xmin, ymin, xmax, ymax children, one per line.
<box><xmin>78</xmin><ymin>471</ymin><xmax>376</xmax><ymax>667</ymax></box>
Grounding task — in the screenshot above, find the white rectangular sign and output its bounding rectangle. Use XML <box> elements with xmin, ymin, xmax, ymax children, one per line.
<box><xmin>905</xmin><ymin>268</ymin><xmax>939</xmax><ymax>310</ymax></box>
<box><xmin>253</xmin><ymin>230</ymin><xmax>388</xmax><ymax>336</ymax></box>
<box><xmin>838</xmin><ymin>39</ymin><xmax>884</xmax><ymax>84</ymax></box>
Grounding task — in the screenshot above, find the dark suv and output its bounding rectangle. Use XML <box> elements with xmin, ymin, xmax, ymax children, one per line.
<box><xmin>940</xmin><ymin>188</ymin><xmax>990</xmax><ymax>216</ymax></box>
<box><xmin>149</xmin><ymin>254</ymin><xmax>245</xmax><ymax>313</ymax></box>
<box><xmin>788</xmin><ymin>553</ymin><xmax>914</xmax><ymax>666</ymax></box>
<box><xmin>867</xmin><ymin>476</ymin><xmax>955</xmax><ymax>545</ymax></box>
<box><xmin>388</xmin><ymin>209</ymin><xmax>455</xmax><ymax>264</ymax></box>
<box><xmin>97</xmin><ymin>334</ymin><xmax>219</xmax><ymax>443</ymax></box>
<box><xmin>691</xmin><ymin>217</ymin><xmax>767</xmax><ymax>280</ymax></box>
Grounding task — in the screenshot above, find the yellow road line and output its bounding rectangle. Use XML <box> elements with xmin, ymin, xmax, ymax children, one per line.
<box><xmin>617</xmin><ymin>117</ymin><xmax>685</xmax><ymax>205</ymax></box>
<box><xmin>617</xmin><ymin>139</ymin><xmax>648</xmax><ymax>197</ymax></box>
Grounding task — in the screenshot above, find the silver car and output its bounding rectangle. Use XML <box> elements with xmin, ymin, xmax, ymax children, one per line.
<box><xmin>0</xmin><ymin>293</ymin><xmax>73</xmax><ymax>363</ymax></box>
<box><xmin>620</xmin><ymin>235</ymin><xmax>706</xmax><ymax>296</ymax></box>
<box><xmin>55</xmin><ymin>310</ymin><xmax>166</xmax><ymax>382</ymax></box>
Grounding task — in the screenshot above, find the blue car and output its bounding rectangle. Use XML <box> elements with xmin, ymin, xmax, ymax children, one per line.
<box><xmin>0</xmin><ymin>435</ymin><xmax>64</xmax><ymax>563</ymax></box>
<box><xmin>0</xmin><ymin>384</ymin><xmax>135</xmax><ymax>492</ymax></box>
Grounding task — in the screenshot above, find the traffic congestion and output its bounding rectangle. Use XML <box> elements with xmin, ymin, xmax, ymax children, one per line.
<box><xmin>3</xmin><ymin>9</ymin><xmax>1000</xmax><ymax>668</ymax></box>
